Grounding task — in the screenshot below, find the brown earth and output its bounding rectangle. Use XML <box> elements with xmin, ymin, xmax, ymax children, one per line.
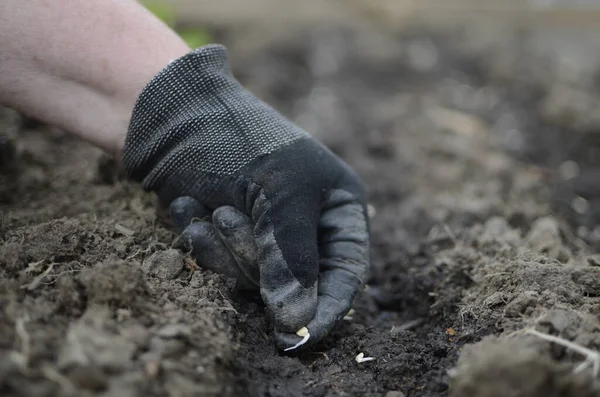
<box><xmin>2</xmin><ymin>19</ymin><xmax>600</xmax><ymax>397</ymax></box>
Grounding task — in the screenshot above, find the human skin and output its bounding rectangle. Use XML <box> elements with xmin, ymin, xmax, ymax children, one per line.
<box><xmin>0</xmin><ymin>0</ymin><xmax>191</xmax><ymax>158</ymax></box>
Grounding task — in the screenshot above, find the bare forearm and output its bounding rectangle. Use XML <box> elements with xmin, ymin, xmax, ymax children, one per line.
<box><xmin>0</xmin><ymin>0</ymin><xmax>190</xmax><ymax>156</ymax></box>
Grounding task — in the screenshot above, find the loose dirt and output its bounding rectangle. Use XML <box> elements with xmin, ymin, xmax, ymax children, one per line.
<box><xmin>1</xmin><ymin>18</ymin><xmax>600</xmax><ymax>397</ymax></box>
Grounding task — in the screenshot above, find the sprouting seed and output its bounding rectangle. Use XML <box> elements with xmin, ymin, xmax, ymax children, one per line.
<box><xmin>296</xmin><ymin>327</ymin><xmax>309</xmax><ymax>337</ymax></box>
<box><xmin>284</xmin><ymin>327</ymin><xmax>310</xmax><ymax>352</ymax></box>
<box><xmin>344</xmin><ymin>308</ymin><xmax>355</xmax><ymax>321</ymax></box>
<box><xmin>355</xmin><ymin>352</ymin><xmax>375</xmax><ymax>363</ymax></box>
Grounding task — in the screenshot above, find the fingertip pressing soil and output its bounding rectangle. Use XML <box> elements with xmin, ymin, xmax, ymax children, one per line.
<box><xmin>2</xmin><ymin>18</ymin><xmax>600</xmax><ymax>397</ymax></box>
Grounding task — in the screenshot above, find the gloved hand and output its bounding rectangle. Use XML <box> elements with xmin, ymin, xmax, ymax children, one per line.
<box><xmin>122</xmin><ymin>44</ymin><xmax>370</xmax><ymax>351</ymax></box>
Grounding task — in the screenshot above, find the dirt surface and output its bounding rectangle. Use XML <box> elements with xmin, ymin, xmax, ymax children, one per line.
<box><xmin>2</xmin><ymin>18</ymin><xmax>600</xmax><ymax>397</ymax></box>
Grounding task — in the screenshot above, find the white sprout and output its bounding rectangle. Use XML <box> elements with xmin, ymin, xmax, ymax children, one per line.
<box><xmin>284</xmin><ymin>327</ymin><xmax>310</xmax><ymax>352</ymax></box>
<box><xmin>344</xmin><ymin>308</ymin><xmax>356</xmax><ymax>321</ymax></box>
<box><xmin>355</xmin><ymin>352</ymin><xmax>375</xmax><ymax>363</ymax></box>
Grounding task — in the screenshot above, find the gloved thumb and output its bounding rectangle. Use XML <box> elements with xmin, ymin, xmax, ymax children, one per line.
<box><xmin>252</xmin><ymin>191</ymin><xmax>320</xmax><ymax>337</ymax></box>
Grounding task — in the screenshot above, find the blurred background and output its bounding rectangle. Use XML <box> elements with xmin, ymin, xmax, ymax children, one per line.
<box><xmin>139</xmin><ymin>0</ymin><xmax>600</xmax><ymax>250</ymax></box>
<box><xmin>142</xmin><ymin>0</ymin><xmax>600</xmax><ymax>74</ymax></box>
<box><xmin>2</xmin><ymin>4</ymin><xmax>600</xmax><ymax>395</ymax></box>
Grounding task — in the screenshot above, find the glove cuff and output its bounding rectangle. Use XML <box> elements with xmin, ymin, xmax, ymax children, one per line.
<box><xmin>122</xmin><ymin>44</ymin><xmax>235</xmax><ymax>183</ymax></box>
<box><xmin>121</xmin><ymin>41</ymin><xmax>310</xmax><ymax>199</ymax></box>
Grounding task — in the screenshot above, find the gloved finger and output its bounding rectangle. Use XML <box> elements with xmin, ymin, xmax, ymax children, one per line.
<box><xmin>179</xmin><ymin>221</ymin><xmax>256</xmax><ymax>289</ymax></box>
<box><xmin>212</xmin><ymin>206</ymin><xmax>260</xmax><ymax>287</ymax></box>
<box><xmin>169</xmin><ymin>196</ymin><xmax>212</xmax><ymax>233</ymax></box>
<box><xmin>253</xmin><ymin>192</ymin><xmax>319</xmax><ymax>334</ymax></box>
<box><xmin>276</xmin><ymin>190</ymin><xmax>369</xmax><ymax>352</ymax></box>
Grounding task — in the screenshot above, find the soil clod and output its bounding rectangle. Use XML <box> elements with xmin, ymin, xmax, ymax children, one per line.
<box><xmin>1</xmin><ymin>14</ymin><xmax>599</xmax><ymax>397</ymax></box>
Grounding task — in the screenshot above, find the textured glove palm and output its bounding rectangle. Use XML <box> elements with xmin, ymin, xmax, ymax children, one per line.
<box><xmin>123</xmin><ymin>45</ymin><xmax>370</xmax><ymax>351</ymax></box>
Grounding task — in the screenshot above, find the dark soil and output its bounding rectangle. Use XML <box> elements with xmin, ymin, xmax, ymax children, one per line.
<box><xmin>2</xmin><ymin>20</ymin><xmax>600</xmax><ymax>397</ymax></box>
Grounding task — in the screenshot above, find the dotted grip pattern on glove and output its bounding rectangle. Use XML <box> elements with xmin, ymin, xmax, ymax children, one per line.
<box><xmin>123</xmin><ymin>44</ymin><xmax>310</xmax><ymax>190</ymax></box>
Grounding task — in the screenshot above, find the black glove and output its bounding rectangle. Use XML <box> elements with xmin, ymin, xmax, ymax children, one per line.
<box><xmin>122</xmin><ymin>45</ymin><xmax>370</xmax><ymax>351</ymax></box>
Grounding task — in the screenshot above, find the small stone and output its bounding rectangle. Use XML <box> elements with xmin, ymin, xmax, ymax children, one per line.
<box><xmin>406</xmin><ymin>38</ymin><xmax>438</xmax><ymax>72</ymax></box>
<box><xmin>116</xmin><ymin>309</ymin><xmax>131</xmax><ymax>322</ymax></box>
<box><xmin>149</xmin><ymin>337</ymin><xmax>186</xmax><ymax>358</ymax></box>
<box><xmin>526</xmin><ymin>217</ymin><xmax>561</xmax><ymax>251</ymax></box>
<box><xmin>67</xmin><ymin>364</ymin><xmax>107</xmax><ymax>391</ymax></box>
<box><xmin>157</xmin><ymin>324</ymin><xmax>191</xmax><ymax>339</ymax></box>
<box><xmin>120</xmin><ymin>324</ymin><xmax>150</xmax><ymax>348</ymax></box>
<box><xmin>483</xmin><ymin>216</ymin><xmax>510</xmax><ymax>237</ymax></box>
<box><xmin>142</xmin><ymin>249</ymin><xmax>184</xmax><ymax>280</ymax></box>
<box><xmin>385</xmin><ymin>392</ymin><xmax>406</xmax><ymax>397</ymax></box>
<box><xmin>558</xmin><ymin>160</ymin><xmax>579</xmax><ymax>180</ymax></box>
<box><xmin>115</xmin><ymin>244</ymin><xmax>127</xmax><ymax>256</ymax></box>
<box><xmin>504</xmin><ymin>291</ymin><xmax>538</xmax><ymax>317</ymax></box>
<box><xmin>525</xmin><ymin>217</ymin><xmax>571</xmax><ymax>262</ymax></box>
<box><xmin>140</xmin><ymin>352</ymin><xmax>162</xmax><ymax>377</ymax></box>
<box><xmin>586</xmin><ymin>255</ymin><xmax>600</xmax><ymax>267</ymax></box>
<box><xmin>571</xmin><ymin>196</ymin><xmax>589</xmax><ymax>214</ymax></box>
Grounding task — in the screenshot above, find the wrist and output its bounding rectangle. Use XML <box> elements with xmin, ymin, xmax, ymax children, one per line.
<box><xmin>0</xmin><ymin>0</ymin><xmax>191</xmax><ymax>159</ymax></box>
